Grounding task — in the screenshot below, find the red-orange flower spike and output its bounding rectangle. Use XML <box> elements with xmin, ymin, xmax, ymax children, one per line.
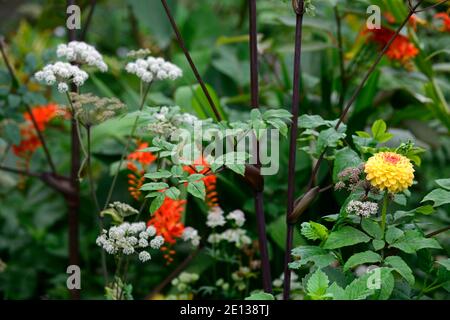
<box><xmin>24</xmin><ymin>103</ymin><xmax>59</xmax><ymax>131</ymax></box>
<box><xmin>127</xmin><ymin>142</ymin><xmax>156</xmax><ymax>166</ymax></box>
<box><xmin>147</xmin><ymin>197</ymin><xmax>186</xmax><ymax>244</ymax></box>
<box><xmin>365</xmin><ymin>27</ymin><xmax>419</xmax><ymax>63</ymax></box>
<box><xmin>435</xmin><ymin>13</ymin><xmax>450</xmax><ymax>32</ymax></box>
<box><xmin>183</xmin><ymin>157</ymin><xmax>219</xmax><ymax>207</ymax></box>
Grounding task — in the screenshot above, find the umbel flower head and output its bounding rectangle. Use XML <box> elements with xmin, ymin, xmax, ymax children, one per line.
<box><xmin>35</xmin><ymin>62</ymin><xmax>88</xmax><ymax>92</ymax></box>
<box><xmin>364</xmin><ymin>151</ymin><xmax>414</xmax><ymax>193</ymax></box>
<box><xmin>125</xmin><ymin>56</ymin><xmax>182</xmax><ymax>83</ymax></box>
<box><xmin>57</xmin><ymin>41</ymin><xmax>108</xmax><ymax>72</ymax></box>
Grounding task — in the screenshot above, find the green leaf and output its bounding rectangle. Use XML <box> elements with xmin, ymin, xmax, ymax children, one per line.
<box><xmin>267</xmin><ymin>118</ymin><xmax>288</xmax><ymax>137</ymax></box>
<box><xmin>263</xmin><ymin>109</ymin><xmax>292</xmax><ymax>120</ymax></box>
<box><xmin>343</xmin><ymin>275</ymin><xmax>374</xmax><ymax>300</ymax></box>
<box><xmin>437</xmin><ymin>258</ymin><xmax>450</xmax><ymax>271</ymax></box>
<box><xmin>245</xmin><ymin>292</ymin><xmax>275</xmax><ymax>300</ymax></box>
<box><xmin>323</xmin><ymin>226</ymin><xmax>371</xmax><ymax>249</ymax></box>
<box><xmin>371</xmin><ymin>119</ymin><xmax>387</xmax><ymax>140</ymax></box>
<box><xmin>306</xmin><ymin>269</ymin><xmax>331</xmax><ymax>300</ymax></box>
<box><xmin>165</xmin><ymin>187</ymin><xmax>181</xmax><ymax>200</ymax></box>
<box><xmin>300</xmin><ymin>221</ymin><xmax>329</xmax><ymax>241</ymax></box>
<box><xmin>149</xmin><ymin>193</ymin><xmax>165</xmax><ymax>213</ymax></box>
<box><xmin>384</xmin><ymin>256</ymin><xmax>415</xmax><ymax>286</ymax></box>
<box><xmin>422</xmin><ymin>189</ymin><xmax>450</xmax><ymax>207</ymax></box>
<box><xmin>372</xmin><ymin>239</ymin><xmax>385</xmax><ymax>251</ymax></box>
<box><xmin>332</xmin><ymin>147</ymin><xmax>363</xmax><ymax>182</ymax></box>
<box><xmin>144</xmin><ymin>170</ymin><xmax>172</xmax><ymax>179</ymax></box>
<box><xmin>326</xmin><ymin>282</ymin><xmax>347</xmax><ymax>300</ymax></box>
<box><xmin>226</xmin><ymin>164</ymin><xmax>246</xmax><ymax>176</ymax></box>
<box><xmin>385</xmin><ymin>227</ymin><xmax>404</xmax><ymax>245</ymax></box>
<box><xmin>290</xmin><ymin>246</ymin><xmax>336</xmax><ymax>269</ymax></box>
<box><xmin>435</xmin><ymin>179</ymin><xmax>450</xmax><ymax>191</ymax></box>
<box><xmin>343</xmin><ymin>251</ymin><xmax>382</xmax><ymax>272</ymax></box>
<box><xmin>187</xmin><ymin>180</ymin><xmax>206</xmax><ymax>200</ymax></box>
<box><xmin>298</xmin><ymin>114</ymin><xmax>327</xmax><ymax>129</ymax></box>
<box><xmin>316</xmin><ymin>127</ymin><xmax>346</xmax><ymax>154</ymax></box>
<box><xmin>376</xmin><ymin>268</ymin><xmax>395</xmax><ymax>300</ymax></box>
<box><xmin>389</xmin><ymin>231</ymin><xmax>442</xmax><ymax>254</ymax></box>
<box><xmin>361</xmin><ymin>218</ymin><xmax>383</xmax><ymax>240</ymax></box>
<box><xmin>140</xmin><ymin>182</ymin><xmax>169</xmax><ymax>191</ymax></box>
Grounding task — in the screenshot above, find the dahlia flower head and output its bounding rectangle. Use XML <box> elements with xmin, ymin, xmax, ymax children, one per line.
<box><xmin>125</xmin><ymin>56</ymin><xmax>182</xmax><ymax>83</ymax></box>
<box><xmin>56</xmin><ymin>41</ymin><xmax>108</xmax><ymax>72</ymax></box>
<box><xmin>35</xmin><ymin>62</ymin><xmax>89</xmax><ymax>93</ymax></box>
<box><xmin>364</xmin><ymin>151</ymin><xmax>414</xmax><ymax>193</ymax></box>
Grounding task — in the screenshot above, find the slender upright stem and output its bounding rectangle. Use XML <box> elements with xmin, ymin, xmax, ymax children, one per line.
<box><xmin>160</xmin><ymin>0</ymin><xmax>222</xmax><ymax>122</ymax></box>
<box><xmin>103</xmin><ymin>82</ymin><xmax>151</xmax><ymax>209</ymax></box>
<box><xmin>248</xmin><ymin>0</ymin><xmax>272</xmax><ymax>293</ymax></box>
<box><xmin>283</xmin><ymin>0</ymin><xmax>305</xmax><ymax>300</ymax></box>
<box><xmin>86</xmin><ymin>126</ymin><xmax>109</xmax><ymax>284</ymax></box>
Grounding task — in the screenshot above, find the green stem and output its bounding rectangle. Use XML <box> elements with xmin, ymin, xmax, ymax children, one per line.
<box><xmin>103</xmin><ymin>81</ymin><xmax>152</xmax><ymax>209</ymax></box>
<box><xmin>381</xmin><ymin>192</ymin><xmax>389</xmax><ymax>235</ymax></box>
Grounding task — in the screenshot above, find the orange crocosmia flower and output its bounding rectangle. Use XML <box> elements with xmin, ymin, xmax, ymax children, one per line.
<box><xmin>24</xmin><ymin>103</ymin><xmax>59</xmax><ymax>131</ymax></box>
<box><xmin>183</xmin><ymin>157</ymin><xmax>219</xmax><ymax>207</ymax></box>
<box><xmin>435</xmin><ymin>13</ymin><xmax>450</xmax><ymax>32</ymax></box>
<box><xmin>127</xmin><ymin>142</ymin><xmax>156</xmax><ymax>166</ymax></box>
<box><xmin>365</xmin><ymin>27</ymin><xmax>419</xmax><ymax>63</ymax></box>
<box><xmin>147</xmin><ymin>197</ymin><xmax>186</xmax><ymax>244</ymax></box>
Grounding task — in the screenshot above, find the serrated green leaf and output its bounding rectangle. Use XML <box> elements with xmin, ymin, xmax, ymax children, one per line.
<box><xmin>165</xmin><ymin>187</ymin><xmax>181</xmax><ymax>200</ymax></box>
<box><xmin>300</xmin><ymin>221</ymin><xmax>329</xmax><ymax>241</ymax></box>
<box><xmin>306</xmin><ymin>269</ymin><xmax>331</xmax><ymax>300</ymax></box>
<box><xmin>245</xmin><ymin>292</ymin><xmax>275</xmax><ymax>300</ymax></box>
<box><xmin>384</xmin><ymin>256</ymin><xmax>415</xmax><ymax>286</ymax></box>
<box><xmin>389</xmin><ymin>231</ymin><xmax>442</xmax><ymax>254</ymax></box>
<box><xmin>343</xmin><ymin>251</ymin><xmax>381</xmax><ymax>272</ymax></box>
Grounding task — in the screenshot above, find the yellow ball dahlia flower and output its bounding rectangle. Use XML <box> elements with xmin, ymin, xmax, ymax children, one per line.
<box><xmin>364</xmin><ymin>152</ymin><xmax>414</xmax><ymax>193</ymax></box>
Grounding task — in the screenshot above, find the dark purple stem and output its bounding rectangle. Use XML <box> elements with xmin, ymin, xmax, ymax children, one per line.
<box><xmin>249</xmin><ymin>0</ymin><xmax>272</xmax><ymax>293</ymax></box>
<box><xmin>160</xmin><ymin>0</ymin><xmax>222</xmax><ymax>121</ymax></box>
<box><xmin>283</xmin><ymin>0</ymin><xmax>305</xmax><ymax>300</ymax></box>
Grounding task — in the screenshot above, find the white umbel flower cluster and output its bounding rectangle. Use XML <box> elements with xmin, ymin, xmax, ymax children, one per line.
<box><xmin>96</xmin><ymin>222</ymin><xmax>163</xmax><ymax>263</ymax></box>
<box><xmin>181</xmin><ymin>227</ymin><xmax>201</xmax><ymax>247</ymax></box>
<box><xmin>125</xmin><ymin>56</ymin><xmax>182</xmax><ymax>83</ymax></box>
<box><xmin>57</xmin><ymin>41</ymin><xmax>108</xmax><ymax>72</ymax></box>
<box><xmin>207</xmin><ymin>228</ymin><xmax>251</xmax><ymax>248</ymax></box>
<box><xmin>226</xmin><ymin>209</ymin><xmax>246</xmax><ymax>227</ymax></box>
<box><xmin>346</xmin><ymin>200</ymin><xmax>378</xmax><ymax>217</ymax></box>
<box><xmin>206</xmin><ymin>207</ymin><xmax>226</xmax><ymax>228</ymax></box>
<box><xmin>35</xmin><ymin>62</ymin><xmax>88</xmax><ymax>92</ymax></box>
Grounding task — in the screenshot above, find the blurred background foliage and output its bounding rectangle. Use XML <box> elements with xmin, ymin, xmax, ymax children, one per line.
<box><xmin>0</xmin><ymin>0</ymin><xmax>449</xmax><ymax>299</ymax></box>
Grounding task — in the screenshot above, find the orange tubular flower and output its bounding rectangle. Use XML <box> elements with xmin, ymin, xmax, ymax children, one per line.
<box><xmin>365</xmin><ymin>27</ymin><xmax>419</xmax><ymax>63</ymax></box>
<box><xmin>126</xmin><ymin>142</ymin><xmax>156</xmax><ymax>200</ymax></box>
<box><xmin>24</xmin><ymin>103</ymin><xmax>59</xmax><ymax>130</ymax></box>
<box><xmin>147</xmin><ymin>197</ymin><xmax>186</xmax><ymax>244</ymax></box>
<box><xmin>435</xmin><ymin>13</ymin><xmax>450</xmax><ymax>32</ymax></box>
<box><xmin>183</xmin><ymin>157</ymin><xmax>219</xmax><ymax>207</ymax></box>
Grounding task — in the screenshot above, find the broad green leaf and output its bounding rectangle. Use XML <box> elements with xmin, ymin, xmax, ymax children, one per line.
<box><xmin>326</xmin><ymin>282</ymin><xmax>347</xmax><ymax>300</ymax></box>
<box><xmin>300</xmin><ymin>221</ymin><xmax>329</xmax><ymax>241</ymax></box>
<box><xmin>437</xmin><ymin>258</ymin><xmax>450</xmax><ymax>271</ymax></box>
<box><xmin>187</xmin><ymin>180</ymin><xmax>206</xmax><ymax>200</ymax></box>
<box><xmin>149</xmin><ymin>193</ymin><xmax>165</xmax><ymax>214</ymax></box>
<box><xmin>361</xmin><ymin>218</ymin><xmax>383</xmax><ymax>240</ymax></box>
<box><xmin>343</xmin><ymin>251</ymin><xmax>381</xmax><ymax>272</ymax></box>
<box><xmin>306</xmin><ymin>269</ymin><xmax>331</xmax><ymax>300</ymax></box>
<box><xmin>226</xmin><ymin>164</ymin><xmax>246</xmax><ymax>176</ymax></box>
<box><xmin>144</xmin><ymin>170</ymin><xmax>172</xmax><ymax>179</ymax></box>
<box><xmin>422</xmin><ymin>188</ymin><xmax>450</xmax><ymax>207</ymax></box>
<box><xmin>323</xmin><ymin>226</ymin><xmax>371</xmax><ymax>249</ymax></box>
<box><xmin>385</xmin><ymin>227</ymin><xmax>404</xmax><ymax>245</ymax></box>
<box><xmin>140</xmin><ymin>182</ymin><xmax>169</xmax><ymax>191</ymax></box>
<box><xmin>371</xmin><ymin>119</ymin><xmax>387</xmax><ymax>140</ymax></box>
<box><xmin>316</xmin><ymin>127</ymin><xmax>346</xmax><ymax>154</ymax></box>
<box><xmin>372</xmin><ymin>239</ymin><xmax>385</xmax><ymax>251</ymax></box>
<box><xmin>298</xmin><ymin>114</ymin><xmax>327</xmax><ymax>129</ymax></box>
<box><xmin>187</xmin><ymin>174</ymin><xmax>205</xmax><ymax>182</ymax></box>
<box><xmin>435</xmin><ymin>179</ymin><xmax>450</xmax><ymax>191</ymax></box>
<box><xmin>384</xmin><ymin>256</ymin><xmax>415</xmax><ymax>286</ymax></box>
<box><xmin>165</xmin><ymin>187</ymin><xmax>181</xmax><ymax>200</ymax></box>
<box><xmin>290</xmin><ymin>246</ymin><xmax>336</xmax><ymax>269</ymax></box>
<box><xmin>390</xmin><ymin>231</ymin><xmax>442</xmax><ymax>254</ymax></box>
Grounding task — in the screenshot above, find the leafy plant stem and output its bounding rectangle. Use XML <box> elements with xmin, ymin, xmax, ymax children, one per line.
<box><xmin>381</xmin><ymin>191</ymin><xmax>389</xmax><ymax>235</ymax></box>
